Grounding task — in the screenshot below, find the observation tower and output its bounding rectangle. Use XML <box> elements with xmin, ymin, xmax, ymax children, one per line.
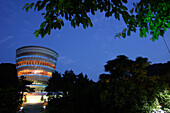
<box><xmin>16</xmin><ymin>46</ymin><xmax>58</xmax><ymax>92</ymax></box>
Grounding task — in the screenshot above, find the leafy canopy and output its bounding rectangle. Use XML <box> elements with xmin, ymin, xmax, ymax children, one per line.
<box><xmin>100</xmin><ymin>55</ymin><xmax>170</xmax><ymax>112</ymax></box>
<box><xmin>44</xmin><ymin>58</ymin><xmax>170</xmax><ymax>113</ymax></box>
<box><xmin>23</xmin><ymin>0</ymin><xmax>169</xmax><ymax>41</ymax></box>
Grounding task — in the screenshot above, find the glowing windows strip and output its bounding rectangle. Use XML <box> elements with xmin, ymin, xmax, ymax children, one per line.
<box><xmin>16</xmin><ymin>55</ymin><xmax>57</xmax><ymax>63</ymax></box>
<box><xmin>17</xmin><ymin>60</ymin><xmax>55</xmax><ymax>68</ymax></box>
<box><xmin>26</xmin><ymin>85</ymin><xmax>47</xmax><ymax>87</ymax></box>
<box><xmin>17</xmin><ymin>70</ymin><xmax>52</xmax><ymax>77</ymax></box>
<box><xmin>17</xmin><ymin>64</ymin><xmax>55</xmax><ymax>70</ymax></box>
<box><xmin>18</xmin><ymin>74</ymin><xmax>51</xmax><ymax>78</ymax></box>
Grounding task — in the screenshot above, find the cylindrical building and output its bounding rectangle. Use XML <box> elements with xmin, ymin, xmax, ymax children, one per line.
<box><xmin>16</xmin><ymin>46</ymin><xmax>58</xmax><ymax>92</ymax></box>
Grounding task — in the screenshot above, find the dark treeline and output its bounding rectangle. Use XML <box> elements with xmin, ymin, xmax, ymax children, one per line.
<box><xmin>0</xmin><ymin>63</ymin><xmax>20</xmax><ymax>113</ymax></box>
<box><xmin>0</xmin><ymin>63</ymin><xmax>33</xmax><ymax>113</ymax></box>
<box><xmin>0</xmin><ymin>55</ymin><xmax>169</xmax><ymax>112</ymax></box>
<box><xmin>46</xmin><ymin>55</ymin><xmax>170</xmax><ymax>113</ymax></box>
<box><xmin>147</xmin><ymin>61</ymin><xmax>170</xmax><ymax>87</ymax></box>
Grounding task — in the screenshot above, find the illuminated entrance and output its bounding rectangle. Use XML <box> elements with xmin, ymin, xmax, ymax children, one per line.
<box><xmin>23</xmin><ymin>92</ymin><xmax>48</xmax><ymax>103</ymax></box>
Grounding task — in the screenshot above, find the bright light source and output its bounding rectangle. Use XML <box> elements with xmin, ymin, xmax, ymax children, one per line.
<box><xmin>20</xmin><ymin>106</ymin><xmax>23</xmax><ymax>110</ymax></box>
<box><xmin>26</xmin><ymin>95</ymin><xmax>43</xmax><ymax>103</ymax></box>
<box><xmin>43</xmin><ymin>105</ymin><xmax>46</xmax><ymax>109</ymax></box>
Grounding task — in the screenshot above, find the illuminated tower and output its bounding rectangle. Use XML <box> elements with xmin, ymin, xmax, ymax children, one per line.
<box><xmin>16</xmin><ymin>46</ymin><xmax>58</xmax><ymax>92</ymax></box>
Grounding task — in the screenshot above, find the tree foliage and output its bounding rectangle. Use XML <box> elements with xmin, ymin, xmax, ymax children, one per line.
<box><xmin>104</xmin><ymin>55</ymin><xmax>150</xmax><ymax>80</ymax></box>
<box><xmin>100</xmin><ymin>55</ymin><xmax>169</xmax><ymax>112</ymax></box>
<box><xmin>0</xmin><ymin>63</ymin><xmax>35</xmax><ymax>112</ymax></box>
<box><xmin>46</xmin><ymin>70</ymin><xmax>100</xmax><ymax>113</ymax></box>
<box><xmin>45</xmin><ymin>71</ymin><xmax>62</xmax><ymax>93</ymax></box>
<box><xmin>46</xmin><ymin>56</ymin><xmax>169</xmax><ymax>113</ymax></box>
<box><xmin>147</xmin><ymin>61</ymin><xmax>170</xmax><ymax>87</ymax></box>
<box><xmin>136</xmin><ymin>0</ymin><xmax>169</xmax><ymax>40</ymax></box>
<box><xmin>23</xmin><ymin>0</ymin><xmax>170</xmax><ymax>40</ymax></box>
<box><xmin>0</xmin><ymin>63</ymin><xmax>20</xmax><ymax>113</ymax></box>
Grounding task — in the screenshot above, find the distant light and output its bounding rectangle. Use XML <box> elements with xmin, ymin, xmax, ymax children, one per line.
<box><xmin>20</xmin><ymin>106</ymin><xmax>23</xmax><ymax>110</ymax></box>
<box><xmin>26</xmin><ymin>85</ymin><xmax>47</xmax><ymax>87</ymax></box>
<box><xmin>43</xmin><ymin>105</ymin><xmax>46</xmax><ymax>109</ymax></box>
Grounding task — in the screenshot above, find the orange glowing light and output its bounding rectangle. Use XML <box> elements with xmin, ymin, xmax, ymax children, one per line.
<box><xmin>17</xmin><ymin>60</ymin><xmax>55</xmax><ymax>69</ymax></box>
<box><xmin>18</xmin><ymin>70</ymin><xmax>52</xmax><ymax>77</ymax></box>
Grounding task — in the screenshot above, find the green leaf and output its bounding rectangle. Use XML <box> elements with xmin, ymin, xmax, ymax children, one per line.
<box><xmin>71</xmin><ymin>20</ymin><xmax>75</xmax><ymax>28</ymax></box>
<box><xmin>135</xmin><ymin>7</ymin><xmax>138</xmax><ymax>13</ymax></box>
<box><xmin>130</xmin><ymin>8</ymin><xmax>134</xmax><ymax>14</ymax></box>
<box><xmin>26</xmin><ymin>7</ymin><xmax>30</xmax><ymax>12</ymax></box>
<box><xmin>23</xmin><ymin>3</ymin><xmax>29</xmax><ymax>10</ymax></box>
<box><xmin>160</xmin><ymin>30</ymin><xmax>165</xmax><ymax>37</ymax></box>
<box><xmin>142</xmin><ymin>28</ymin><xmax>147</xmax><ymax>37</ymax></box>
<box><xmin>34</xmin><ymin>29</ymin><xmax>40</xmax><ymax>38</ymax></box>
<box><xmin>38</xmin><ymin>1</ymin><xmax>46</xmax><ymax>11</ymax></box>
<box><xmin>120</xmin><ymin>5</ymin><xmax>128</xmax><ymax>11</ymax></box>
<box><xmin>86</xmin><ymin>17</ymin><xmax>93</xmax><ymax>27</ymax></box>
<box><xmin>121</xmin><ymin>11</ymin><xmax>129</xmax><ymax>24</ymax></box>
<box><xmin>133</xmin><ymin>27</ymin><xmax>136</xmax><ymax>32</ymax></box>
<box><xmin>76</xmin><ymin>21</ymin><xmax>79</xmax><ymax>27</ymax></box>
<box><xmin>100</xmin><ymin>8</ymin><xmax>104</xmax><ymax>12</ymax></box>
<box><xmin>115</xmin><ymin>12</ymin><xmax>120</xmax><ymax>20</ymax></box>
<box><xmin>143</xmin><ymin>31</ymin><xmax>147</xmax><ymax>37</ymax></box>
<box><xmin>46</xmin><ymin>26</ymin><xmax>51</xmax><ymax>35</ymax></box>
<box><xmin>65</xmin><ymin>14</ymin><xmax>68</xmax><ymax>20</ymax></box>
<box><xmin>139</xmin><ymin>31</ymin><xmax>143</xmax><ymax>37</ymax></box>
<box><xmin>58</xmin><ymin>24</ymin><xmax>61</xmax><ymax>30</ymax></box>
<box><xmin>60</xmin><ymin>19</ymin><xmax>64</xmax><ymax>26</ymax></box>
<box><xmin>40</xmin><ymin>22</ymin><xmax>46</xmax><ymax>28</ymax></box>
<box><xmin>34</xmin><ymin>1</ymin><xmax>42</xmax><ymax>11</ymax></box>
<box><xmin>122</xmin><ymin>15</ymin><xmax>128</xmax><ymax>24</ymax></box>
<box><xmin>91</xmin><ymin>9</ymin><xmax>95</xmax><ymax>15</ymax></box>
<box><xmin>164</xmin><ymin>26</ymin><xmax>167</xmax><ymax>31</ymax></box>
<box><xmin>127</xmin><ymin>30</ymin><xmax>131</xmax><ymax>36</ymax></box>
<box><xmin>89</xmin><ymin>21</ymin><xmax>93</xmax><ymax>27</ymax></box>
<box><xmin>83</xmin><ymin>24</ymin><xmax>86</xmax><ymax>29</ymax></box>
<box><xmin>165</xmin><ymin>23</ymin><xmax>170</xmax><ymax>28</ymax></box>
<box><xmin>30</xmin><ymin>3</ymin><xmax>34</xmax><ymax>9</ymax></box>
<box><xmin>105</xmin><ymin>12</ymin><xmax>109</xmax><ymax>17</ymax></box>
<box><xmin>40</xmin><ymin>29</ymin><xmax>45</xmax><ymax>38</ymax></box>
<box><xmin>122</xmin><ymin>32</ymin><xmax>126</xmax><ymax>38</ymax></box>
<box><xmin>123</xmin><ymin>28</ymin><xmax>127</xmax><ymax>32</ymax></box>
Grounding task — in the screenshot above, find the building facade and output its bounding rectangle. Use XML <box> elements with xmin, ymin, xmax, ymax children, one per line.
<box><xmin>16</xmin><ymin>46</ymin><xmax>58</xmax><ymax>92</ymax></box>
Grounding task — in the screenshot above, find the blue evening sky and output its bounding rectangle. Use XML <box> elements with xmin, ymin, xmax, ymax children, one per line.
<box><xmin>0</xmin><ymin>0</ymin><xmax>169</xmax><ymax>81</ymax></box>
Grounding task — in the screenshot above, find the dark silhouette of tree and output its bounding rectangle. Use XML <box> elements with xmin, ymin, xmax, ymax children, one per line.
<box><xmin>45</xmin><ymin>71</ymin><xmax>62</xmax><ymax>93</ymax></box>
<box><xmin>104</xmin><ymin>55</ymin><xmax>151</xmax><ymax>80</ymax></box>
<box><xmin>46</xmin><ymin>70</ymin><xmax>77</xmax><ymax>97</ymax></box>
<box><xmin>45</xmin><ymin>56</ymin><xmax>169</xmax><ymax>113</ymax></box>
<box><xmin>100</xmin><ymin>55</ymin><xmax>169</xmax><ymax>112</ymax></box>
<box><xmin>0</xmin><ymin>63</ymin><xmax>20</xmax><ymax>113</ymax></box>
<box><xmin>104</xmin><ymin>55</ymin><xmax>133</xmax><ymax>80</ymax></box>
<box><xmin>47</xmin><ymin>71</ymin><xmax>101</xmax><ymax>113</ymax></box>
<box><xmin>71</xmin><ymin>73</ymin><xmax>101</xmax><ymax>113</ymax></box>
<box><xmin>45</xmin><ymin>71</ymin><xmax>63</xmax><ymax>99</ymax></box>
<box><xmin>0</xmin><ymin>63</ymin><xmax>35</xmax><ymax>112</ymax></box>
<box><xmin>99</xmin><ymin>73</ymin><xmax>110</xmax><ymax>83</ymax></box>
<box><xmin>147</xmin><ymin>61</ymin><xmax>170</xmax><ymax>86</ymax></box>
<box><xmin>62</xmin><ymin>70</ymin><xmax>76</xmax><ymax>96</ymax></box>
<box><xmin>131</xmin><ymin>57</ymin><xmax>150</xmax><ymax>79</ymax></box>
<box><xmin>23</xmin><ymin>0</ymin><xmax>169</xmax><ymax>40</ymax></box>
